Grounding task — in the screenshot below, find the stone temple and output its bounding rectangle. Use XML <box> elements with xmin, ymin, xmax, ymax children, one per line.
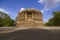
<box><xmin>16</xmin><ymin>8</ymin><xmax>44</xmax><ymax>27</ymax></box>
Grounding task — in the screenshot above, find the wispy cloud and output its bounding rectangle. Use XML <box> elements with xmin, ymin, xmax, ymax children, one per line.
<box><xmin>38</xmin><ymin>0</ymin><xmax>60</xmax><ymax>23</ymax></box>
<box><xmin>20</xmin><ymin>8</ymin><xmax>25</xmax><ymax>12</ymax></box>
<box><xmin>0</xmin><ymin>8</ymin><xmax>9</xmax><ymax>14</ymax></box>
<box><xmin>38</xmin><ymin>0</ymin><xmax>60</xmax><ymax>13</ymax></box>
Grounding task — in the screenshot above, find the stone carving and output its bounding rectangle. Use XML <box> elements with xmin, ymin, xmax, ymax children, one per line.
<box><xmin>16</xmin><ymin>8</ymin><xmax>44</xmax><ymax>27</ymax></box>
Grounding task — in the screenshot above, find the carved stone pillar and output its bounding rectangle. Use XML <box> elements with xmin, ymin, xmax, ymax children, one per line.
<box><xmin>32</xmin><ymin>12</ymin><xmax>34</xmax><ymax>19</ymax></box>
<box><xmin>25</xmin><ymin>12</ymin><xmax>27</xmax><ymax>19</ymax></box>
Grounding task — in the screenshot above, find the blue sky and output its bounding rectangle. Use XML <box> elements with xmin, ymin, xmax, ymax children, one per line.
<box><xmin>0</xmin><ymin>0</ymin><xmax>60</xmax><ymax>23</ymax></box>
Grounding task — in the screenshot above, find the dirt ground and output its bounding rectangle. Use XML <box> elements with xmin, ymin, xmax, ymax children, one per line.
<box><xmin>0</xmin><ymin>29</ymin><xmax>60</xmax><ymax>40</ymax></box>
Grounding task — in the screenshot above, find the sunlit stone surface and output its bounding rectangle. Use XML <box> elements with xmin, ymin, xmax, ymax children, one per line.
<box><xmin>16</xmin><ymin>8</ymin><xmax>44</xmax><ymax>27</ymax></box>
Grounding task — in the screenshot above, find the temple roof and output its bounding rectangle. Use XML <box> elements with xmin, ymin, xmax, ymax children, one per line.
<box><xmin>19</xmin><ymin>8</ymin><xmax>41</xmax><ymax>13</ymax></box>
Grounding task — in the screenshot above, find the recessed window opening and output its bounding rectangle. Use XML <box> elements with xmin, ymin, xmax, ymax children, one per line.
<box><xmin>27</xmin><ymin>12</ymin><xmax>32</xmax><ymax>18</ymax></box>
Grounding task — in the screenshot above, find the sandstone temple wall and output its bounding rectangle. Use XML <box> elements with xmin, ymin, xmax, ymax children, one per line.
<box><xmin>16</xmin><ymin>8</ymin><xmax>44</xmax><ymax>27</ymax></box>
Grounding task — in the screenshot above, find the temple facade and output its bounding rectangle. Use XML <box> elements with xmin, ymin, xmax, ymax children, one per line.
<box><xmin>16</xmin><ymin>8</ymin><xmax>44</xmax><ymax>27</ymax></box>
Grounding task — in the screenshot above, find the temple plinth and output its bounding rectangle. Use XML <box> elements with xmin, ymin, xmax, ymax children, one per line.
<box><xmin>16</xmin><ymin>8</ymin><xmax>44</xmax><ymax>27</ymax></box>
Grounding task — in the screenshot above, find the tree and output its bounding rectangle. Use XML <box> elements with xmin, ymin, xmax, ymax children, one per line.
<box><xmin>0</xmin><ymin>11</ymin><xmax>15</xmax><ymax>27</ymax></box>
<box><xmin>3</xmin><ymin>17</ymin><xmax>15</xmax><ymax>26</ymax></box>
<box><xmin>45</xmin><ymin>11</ymin><xmax>60</xmax><ymax>26</ymax></box>
<box><xmin>0</xmin><ymin>17</ymin><xmax>4</xmax><ymax>26</ymax></box>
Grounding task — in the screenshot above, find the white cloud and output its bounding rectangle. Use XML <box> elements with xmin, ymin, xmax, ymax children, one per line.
<box><xmin>0</xmin><ymin>8</ymin><xmax>9</xmax><ymax>14</ymax></box>
<box><xmin>38</xmin><ymin>0</ymin><xmax>46</xmax><ymax>3</ymax></box>
<box><xmin>54</xmin><ymin>0</ymin><xmax>60</xmax><ymax>3</ymax></box>
<box><xmin>38</xmin><ymin>0</ymin><xmax>60</xmax><ymax>13</ymax></box>
<box><xmin>20</xmin><ymin>8</ymin><xmax>25</xmax><ymax>12</ymax></box>
<box><xmin>38</xmin><ymin>0</ymin><xmax>60</xmax><ymax>23</ymax></box>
